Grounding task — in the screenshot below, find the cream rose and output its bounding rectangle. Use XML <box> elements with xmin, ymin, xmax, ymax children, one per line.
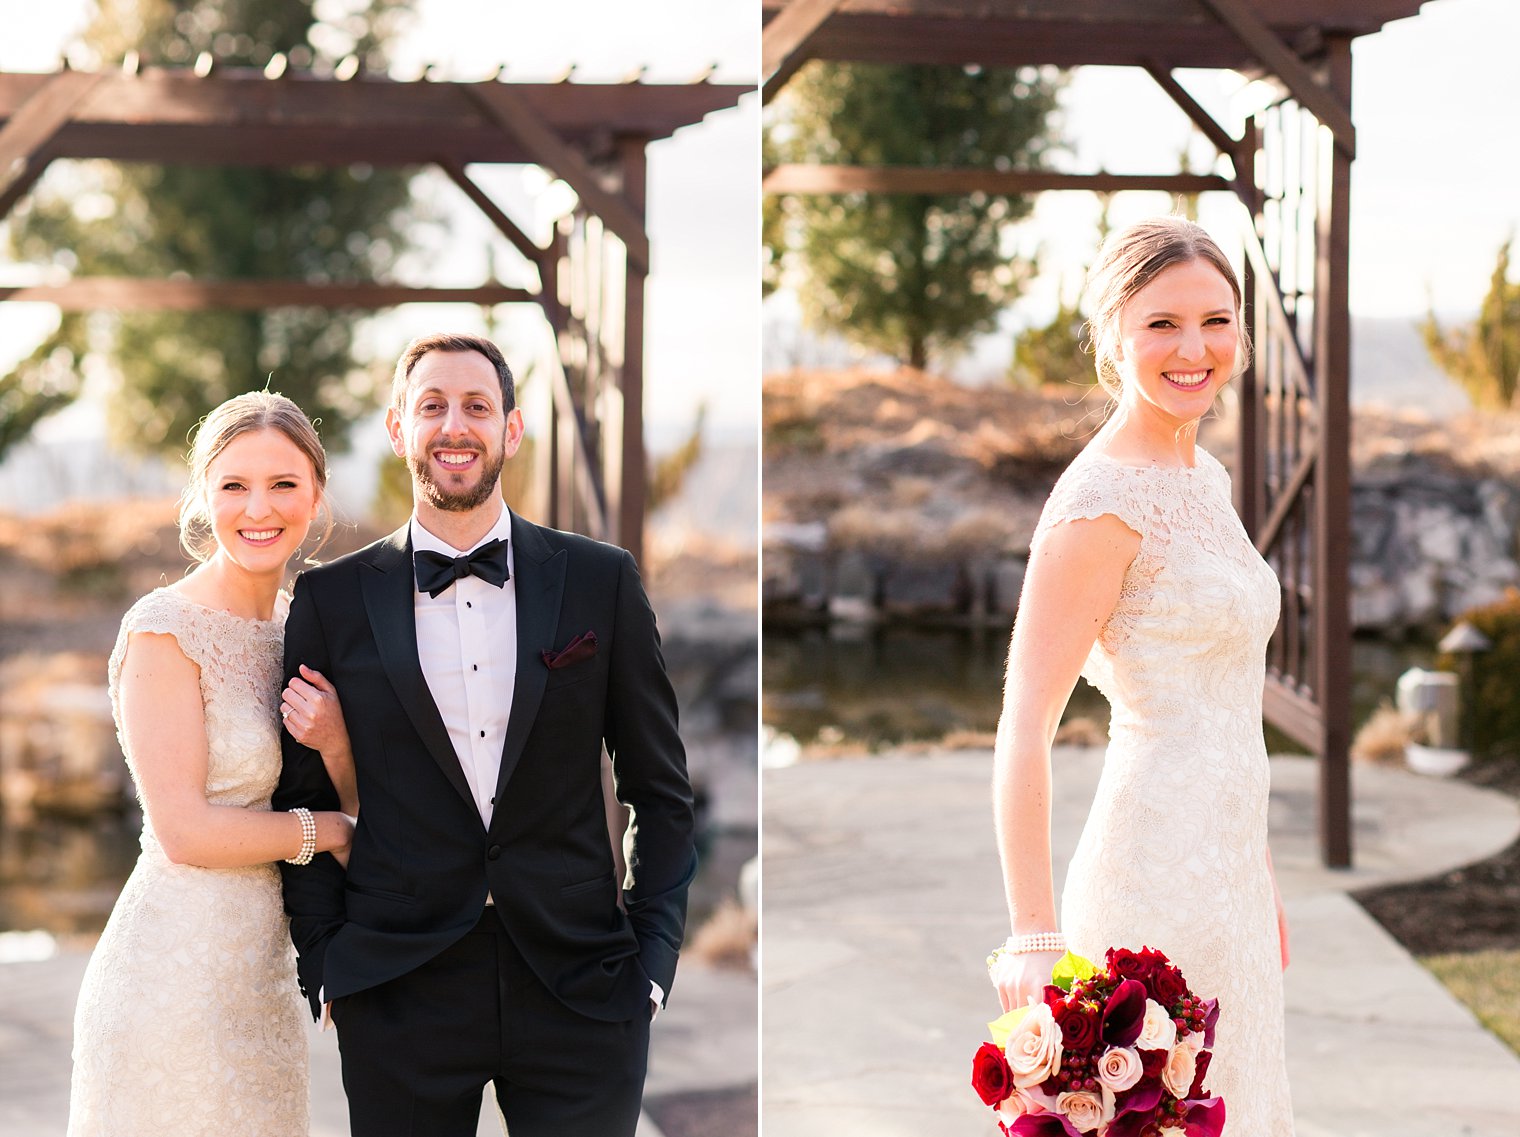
<box><xmin>1096</xmin><ymin>1045</ymin><xmax>1143</xmax><ymax>1092</ymax></box>
<box><xmin>1181</xmin><ymin>1027</ymin><xmax>1205</xmax><ymax>1055</ymax></box>
<box><xmin>1006</xmin><ymin>1002</ymin><xmax>1063</xmax><ymax>1088</ymax></box>
<box><xmin>995</xmin><ymin>1090</ymin><xmax>1039</xmax><ymax>1127</ymax></box>
<box><xmin>1162</xmin><ymin>1041</ymin><xmax>1198</xmax><ymax>1098</ymax></box>
<box><xmin>1158</xmin><ymin>1128</ymin><xmax>1187</xmax><ymax>1137</ymax></box>
<box><xmin>1137</xmin><ymin>999</ymin><xmax>1177</xmax><ymax>1051</ymax></box>
<box><xmin>1057</xmin><ymin>1089</ymin><xmax>1115</xmax><ymax>1134</ymax></box>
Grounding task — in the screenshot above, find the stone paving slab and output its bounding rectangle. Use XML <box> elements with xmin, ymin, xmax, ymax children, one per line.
<box><xmin>762</xmin><ymin>749</ymin><xmax>1520</xmax><ymax>1137</ymax></box>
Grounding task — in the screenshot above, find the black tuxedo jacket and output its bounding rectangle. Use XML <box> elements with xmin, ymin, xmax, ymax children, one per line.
<box><xmin>273</xmin><ymin>511</ymin><xmax>696</xmax><ymax>1023</ymax></box>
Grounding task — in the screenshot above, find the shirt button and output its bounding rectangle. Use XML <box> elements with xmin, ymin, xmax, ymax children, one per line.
<box><xmin>479</xmin><ymin>730</ymin><xmax>485</xmax><ymax>738</ymax></box>
<box><xmin>487</xmin><ymin>845</ymin><xmax>501</xmax><ymax>861</ymax></box>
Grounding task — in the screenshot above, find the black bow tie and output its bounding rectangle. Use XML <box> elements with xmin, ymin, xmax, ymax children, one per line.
<box><xmin>414</xmin><ymin>538</ymin><xmax>510</xmax><ymax>598</ymax></box>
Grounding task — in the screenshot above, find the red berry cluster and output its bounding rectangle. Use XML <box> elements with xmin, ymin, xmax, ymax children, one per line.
<box><xmin>1172</xmin><ymin>992</ymin><xmax>1208</xmax><ymax>1035</ymax></box>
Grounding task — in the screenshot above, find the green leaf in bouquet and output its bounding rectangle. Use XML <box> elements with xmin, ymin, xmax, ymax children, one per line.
<box><xmin>1050</xmin><ymin>951</ymin><xmax>1099</xmax><ymax>992</ymax></box>
<box><xmin>988</xmin><ymin>1006</ymin><xmax>1029</xmax><ymax>1048</ymax></box>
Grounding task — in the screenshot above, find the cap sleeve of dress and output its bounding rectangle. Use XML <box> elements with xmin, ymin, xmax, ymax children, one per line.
<box><xmin>108</xmin><ymin>590</ymin><xmax>214</xmax><ymax>692</ymax></box>
<box><xmin>1032</xmin><ymin>457</ymin><xmax>1148</xmax><ymax>548</ymax></box>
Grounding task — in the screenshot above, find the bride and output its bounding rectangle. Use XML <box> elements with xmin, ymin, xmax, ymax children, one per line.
<box><xmin>990</xmin><ymin>217</ymin><xmax>1294</xmax><ymax>1133</ymax></box>
<box><xmin>68</xmin><ymin>392</ymin><xmax>354</xmax><ymax>1136</ymax></box>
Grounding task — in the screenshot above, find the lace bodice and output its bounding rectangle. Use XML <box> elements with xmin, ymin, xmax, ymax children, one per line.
<box><xmin>1037</xmin><ymin>447</ymin><xmax>1294</xmax><ymax>1134</ymax></box>
<box><xmin>107</xmin><ymin>588</ymin><xmax>287</xmax><ymax>833</ymax></box>
<box><xmin>70</xmin><ymin>587</ymin><xmax>307</xmax><ymax>1136</ymax></box>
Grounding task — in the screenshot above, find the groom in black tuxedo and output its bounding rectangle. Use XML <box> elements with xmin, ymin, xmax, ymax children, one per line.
<box><xmin>274</xmin><ymin>332</ymin><xmax>695</xmax><ymax>1136</ymax></box>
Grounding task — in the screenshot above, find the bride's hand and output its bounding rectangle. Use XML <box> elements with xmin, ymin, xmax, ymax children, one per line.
<box><xmin>991</xmin><ymin>948</ymin><xmax>1065</xmax><ymax>1014</ymax></box>
<box><xmin>282</xmin><ymin>664</ymin><xmax>359</xmax><ymax>818</ymax></box>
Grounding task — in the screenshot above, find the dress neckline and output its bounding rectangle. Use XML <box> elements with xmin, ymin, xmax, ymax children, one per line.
<box><xmin>155</xmin><ymin>585</ymin><xmax>288</xmax><ymax>626</ymax></box>
<box><xmin>1086</xmin><ymin>447</ymin><xmax>1214</xmax><ymax>474</ymax></box>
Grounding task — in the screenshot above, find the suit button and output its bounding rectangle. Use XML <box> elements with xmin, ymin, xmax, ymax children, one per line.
<box><xmin>487</xmin><ymin>845</ymin><xmax>501</xmax><ymax>860</ymax></box>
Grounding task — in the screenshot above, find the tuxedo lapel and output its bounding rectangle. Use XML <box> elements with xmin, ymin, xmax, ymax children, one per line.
<box><xmin>494</xmin><ymin>512</ymin><xmax>566</xmax><ymax>810</ymax></box>
<box><xmin>359</xmin><ymin>525</ymin><xmax>478</xmax><ymax>814</ymax></box>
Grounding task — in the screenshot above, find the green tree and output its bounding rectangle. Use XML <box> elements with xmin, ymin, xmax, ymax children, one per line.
<box><xmin>4</xmin><ymin>0</ymin><xmax>416</xmax><ymax>459</ymax></box>
<box><xmin>1008</xmin><ymin>298</ymin><xmax>1087</xmax><ymax>389</ymax></box>
<box><xmin>766</xmin><ymin>62</ymin><xmax>1061</xmax><ymax>371</ymax></box>
<box><xmin>1424</xmin><ymin>237</ymin><xmax>1520</xmax><ymax>410</ymax></box>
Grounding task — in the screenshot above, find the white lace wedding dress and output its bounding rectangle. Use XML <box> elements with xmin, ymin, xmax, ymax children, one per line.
<box><xmin>68</xmin><ymin>589</ymin><xmax>308</xmax><ymax>1136</ymax></box>
<box><xmin>1038</xmin><ymin>447</ymin><xmax>1294</xmax><ymax>1134</ymax></box>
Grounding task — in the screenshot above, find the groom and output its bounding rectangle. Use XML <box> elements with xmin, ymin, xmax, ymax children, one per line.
<box><xmin>274</xmin><ymin>332</ymin><xmax>696</xmax><ymax>1136</ymax></box>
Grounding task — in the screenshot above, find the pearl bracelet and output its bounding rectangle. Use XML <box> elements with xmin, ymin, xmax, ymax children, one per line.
<box><xmin>285</xmin><ymin>807</ymin><xmax>317</xmax><ymax>866</ymax></box>
<box><xmin>986</xmin><ymin>931</ymin><xmax>1067</xmax><ymax>974</ymax></box>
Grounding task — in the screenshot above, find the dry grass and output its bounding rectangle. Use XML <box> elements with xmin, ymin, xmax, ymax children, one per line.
<box><xmin>687</xmin><ymin>897</ymin><xmax>756</xmax><ymax>970</ymax></box>
<box><xmin>0</xmin><ymin>499</ymin><xmax>178</xmax><ymax>573</ymax></box>
<box><xmin>1351</xmin><ymin>701</ymin><xmax>1417</xmax><ymax>766</ymax></box>
<box><xmin>1420</xmin><ymin>949</ymin><xmax>1520</xmax><ymax>1056</ymax></box>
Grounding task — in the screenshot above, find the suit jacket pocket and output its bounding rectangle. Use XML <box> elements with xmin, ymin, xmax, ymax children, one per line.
<box><xmin>561</xmin><ymin>871</ymin><xmax>617</xmax><ymax>898</ymax></box>
<box><xmin>345</xmin><ymin>880</ymin><xmax>415</xmax><ymax>905</ymax></box>
<box><xmin>543</xmin><ymin>656</ymin><xmax>601</xmax><ymax>692</ymax></box>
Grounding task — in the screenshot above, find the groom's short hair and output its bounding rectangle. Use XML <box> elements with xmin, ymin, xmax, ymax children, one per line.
<box><xmin>392</xmin><ymin>333</ymin><xmax>516</xmax><ymax>413</ymax></box>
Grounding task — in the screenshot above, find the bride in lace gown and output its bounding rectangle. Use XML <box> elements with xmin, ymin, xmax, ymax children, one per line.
<box><xmin>991</xmin><ymin>218</ymin><xmax>1293</xmax><ymax>1134</ymax></box>
<box><xmin>68</xmin><ymin>393</ymin><xmax>355</xmax><ymax>1137</ymax></box>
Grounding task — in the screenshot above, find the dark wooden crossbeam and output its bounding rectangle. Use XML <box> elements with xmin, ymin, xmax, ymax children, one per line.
<box><xmin>763</xmin><ymin>164</ymin><xmax>1231</xmax><ymax>195</ymax></box>
<box><xmin>0</xmin><ymin>70</ymin><xmax>749</xmax><ymax>169</ymax></box>
<box><xmin>0</xmin><ymin>279</ymin><xmax>536</xmax><ymax>311</ymax></box>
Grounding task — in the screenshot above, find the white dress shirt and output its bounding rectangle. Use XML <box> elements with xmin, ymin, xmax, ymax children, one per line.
<box><xmin>411</xmin><ymin>512</ymin><xmax>516</xmax><ymax>829</ymax></box>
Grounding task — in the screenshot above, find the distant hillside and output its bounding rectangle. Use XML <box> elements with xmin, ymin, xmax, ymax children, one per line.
<box><xmin>1352</xmin><ymin>316</ymin><xmax>1470</xmax><ymax>414</ymax></box>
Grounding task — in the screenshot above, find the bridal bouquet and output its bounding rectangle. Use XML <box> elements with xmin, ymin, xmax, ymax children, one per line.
<box><xmin>972</xmin><ymin>947</ymin><xmax>1225</xmax><ymax>1136</ymax></box>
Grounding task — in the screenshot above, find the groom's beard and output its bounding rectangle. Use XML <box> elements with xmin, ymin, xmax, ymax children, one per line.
<box><xmin>411</xmin><ymin>437</ymin><xmax>507</xmax><ymax>512</ymax></box>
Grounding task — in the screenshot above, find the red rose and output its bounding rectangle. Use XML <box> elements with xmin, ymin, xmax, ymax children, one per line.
<box><xmin>1148</xmin><ymin>965</ymin><xmax>1187</xmax><ymax>1008</ymax></box>
<box><xmin>1106</xmin><ymin>947</ymin><xmax>1145</xmax><ymax>981</ymax></box>
<box><xmin>972</xmin><ymin>1041</ymin><xmax>1015</xmax><ymax>1106</ymax></box>
<box><xmin>1053</xmin><ymin>999</ymin><xmax>1100</xmax><ymax>1054</ymax></box>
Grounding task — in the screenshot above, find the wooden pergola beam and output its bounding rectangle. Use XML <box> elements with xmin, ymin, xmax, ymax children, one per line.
<box><xmin>763</xmin><ymin>164</ymin><xmax>1232</xmax><ymax>196</ymax></box>
<box><xmin>1141</xmin><ymin>61</ymin><xmax>1241</xmax><ymax>163</ymax></box>
<box><xmin>1197</xmin><ymin>0</ymin><xmax>1356</xmax><ymax>158</ymax></box>
<box><xmin>762</xmin><ymin>0</ymin><xmax>842</xmax><ymax>103</ymax></box>
<box><xmin>467</xmin><ymin>84</ymin><xmax>650</xmax><ymax>272</ymax></box>
<box><xmin>438</xmin><ymin>158</ymin><xmax>549</xmax><ymax>276</ymax></box>
<box><xmin>0</xmin><ymin>71</ymin><xmax>750</xmax><ymax>169</ymax></box>
<box><xmin>0</xmin><ymin>71</ymin><xmax>102</xmax><ymax>192</ymax></box>
<box><xmin>0</xmin><ymin>150</ymin><xmax>53</xmax><ymax>224</ymax></box>
<box><xmin>0</xmin><ymin>279</ymin><xmax>536</xmax><ymax>311</ymax></box>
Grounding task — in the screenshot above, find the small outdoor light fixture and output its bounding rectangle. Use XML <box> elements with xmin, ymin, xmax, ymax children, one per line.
<box><xmin>1438</xmin><ymin>621</ymin><xmax>1493</xmax><ymax>656</ymax></box>
<box><xmin>1438</xmin><ymin>620</ymin><xmax>1493</xmax><ymax>753</ymax></box>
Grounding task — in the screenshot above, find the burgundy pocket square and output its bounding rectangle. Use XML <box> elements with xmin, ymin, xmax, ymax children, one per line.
<box><xmin>541</xmin><ymin>630</ymin><xmax>598</xmax><ymax>669</ymax></box>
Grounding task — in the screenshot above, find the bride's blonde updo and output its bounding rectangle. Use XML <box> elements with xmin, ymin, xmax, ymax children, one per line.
<box><xmin>177</xmin><ymin>391</ymin><xmax>333</xmax><ymax>563</ymax></box>
<box><xmin>1084</xmin><ymin>216</ymin><xmax>1252</xmax><ymax>399</ymax></box>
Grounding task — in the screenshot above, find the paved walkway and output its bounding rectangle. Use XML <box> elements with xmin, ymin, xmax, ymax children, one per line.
<box><xmin>0</xmin><ymin>946</ymin><xmax>754</xmax><ymax>1137</ymax></box>
<box><xmin>763</xmin><ymin>749</ymin><xmax>1520</xmax><ymax>1137</ymax></box>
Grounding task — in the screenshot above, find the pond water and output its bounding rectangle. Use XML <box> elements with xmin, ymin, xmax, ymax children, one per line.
<box><xmin>763</xmin><ymin>624</ymin><xmax>1434</xmax><ymax>756</ymax></box>
<box><xmin>0</xmin><ymin>804</ymin><xmax>748</xmax><ymax>938</ymax></box>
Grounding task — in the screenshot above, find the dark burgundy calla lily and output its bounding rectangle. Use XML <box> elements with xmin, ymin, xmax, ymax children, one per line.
<box><xmin>1008</xmin><ymin>1112</ymin><xmax>1083</xmax><ymax>1137</ymax></box>
<box><xmin>1202</xmin><ymin>997</ymin><xmax>1220</xmax><ymax>1048</ymax></box>
<box><xmin>1182</xmin><ymin>1095</ymin><xmax>1227</xmax><ymax>1137</ymax></box>
<box><xmin>1100</xmin><ymin>977</ymin><xmax>1147</xmax><ymax>1048</ymax></box>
